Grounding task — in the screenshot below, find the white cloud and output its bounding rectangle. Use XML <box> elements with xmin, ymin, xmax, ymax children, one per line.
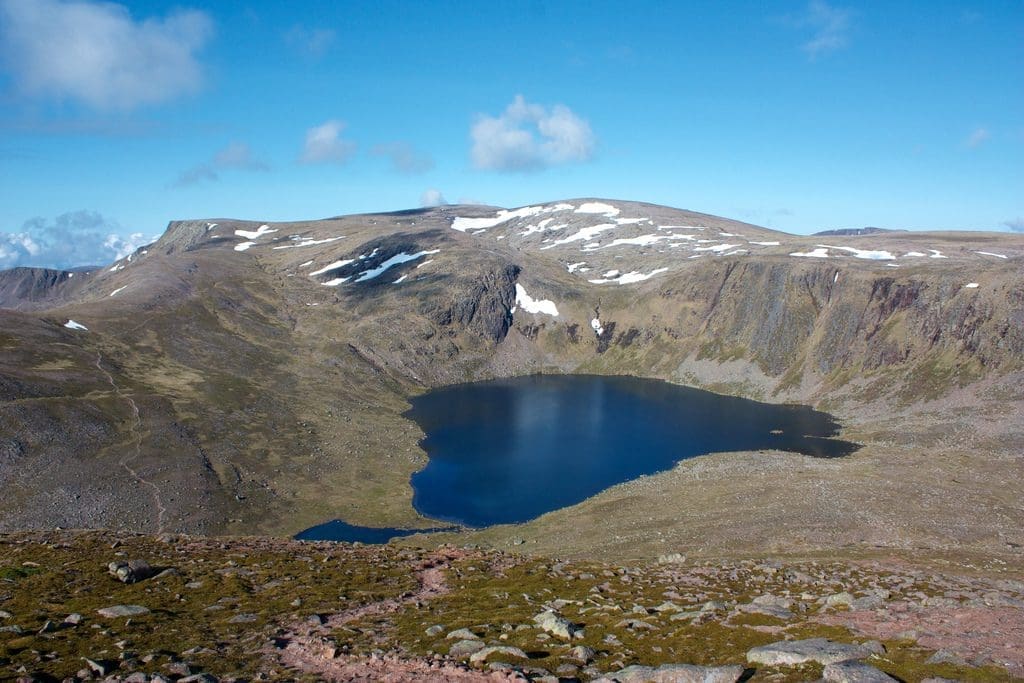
<box><xmin>800</xmin><ymin>1</ymin><xmax>852</xmax><ymax>59</ymax></box>
<box><xmin>299</xmin><ymin>120</ymin><xmax>357</xmax><ymax>164</ymax></box>
<box><xmin>420</xmin><ymin>189</ymin><xmax>448</xmax><ymax>207</ymax></box>
<box><xmin>966</xmin><ymin>127</ymin><xmax>990</xmax><ymax>149</ymax></box>
<box><xmin>372</xmin><ymin>141</ymin><xmax>434</xmax><ymax>173</ymax></box>
<box><xmin>173</xmin><ymin>142</ymin><xmax>268</xmax><ymax>187</ymax></box>
<box><xmin>0</xmin><ymin>211</ymin><xmax>156</xmax><ymax>270</ymax></box>
<box><xmin>284</xmin><ymin>25</ymin><xmax>336</xmax><ymax>59</ymax></box>
<box><xmin>1005</xmin><ymin>218</ymin><xmax>1024</xmax><ymax>233</ymax></box>
<box><xmin>0</xmin><ymin>0</ymin><xmax>213</xmax><ymax>110</ymax></box>
<box><xmin>471</xmin><ymin>95</ymin><xmax>595</xmax><ymax>172</ymax></box>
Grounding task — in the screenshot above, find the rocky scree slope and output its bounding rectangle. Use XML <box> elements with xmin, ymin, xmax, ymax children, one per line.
<box><xmin>0</xmin><ymin>529</ymin><xmax>1022</xmax><ymax>682</ymax></box>
<box><xmin>0</xmin><ymin>199</ymin><xmax>1021</xmax><ymax>557</ymax></box>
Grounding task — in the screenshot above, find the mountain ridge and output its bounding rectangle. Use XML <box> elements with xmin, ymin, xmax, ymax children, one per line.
<box><xmin>1</xmin><ymin>198</ymin><xmax>1022</xmax><ymax>563</ymax></box>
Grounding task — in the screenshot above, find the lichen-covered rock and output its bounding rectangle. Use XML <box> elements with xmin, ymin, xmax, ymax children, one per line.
<box><xmin>598</xmin><ymin>663</ymin><xmax>745</xmax><ymax>683</ymax></box>
<box><xmin>534</xmin><ymin>610</ymin><xmax>583</xmax><ymax>639</ymax></box>
<box><xmin>96</xmin><ymin>605</ymin><xmax>150</xmax><ymax>618</ymax></box>
<box><xmin>469</xmin><ymin>645</ymin><xmax>528</xmax><ymax>664</ymax></box>
<box><xmin>823</xmin><ymin>660</ymin><xmax>897</xmax><ymax>682</ymax></box>
<box><xmin>747</xmin><ymin>638</ymin><xmax>873</xmax><ymax>666</ymax></box>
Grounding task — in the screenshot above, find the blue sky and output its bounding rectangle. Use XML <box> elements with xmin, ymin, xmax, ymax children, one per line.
<box><xmin>0</xmin><ymin>0</ymin><xmax>1022</xmax><ymax>269</ymax></box>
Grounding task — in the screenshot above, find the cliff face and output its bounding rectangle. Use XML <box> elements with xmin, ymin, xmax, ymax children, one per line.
<box><xmin>0</xmin><ymin>266</ymin><xmax>88</xmax><ymax>310</ymax></box>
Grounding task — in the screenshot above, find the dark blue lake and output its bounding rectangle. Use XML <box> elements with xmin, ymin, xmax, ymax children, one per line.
<box><xmin>297</xmin><ymin>374</ymin><xmax>857</xmax><ymax>542</ymax></box>
<box><xmin>406</xmin><ymin>374</ymin><xmax>857</xmax><ymax>528</ymax></box>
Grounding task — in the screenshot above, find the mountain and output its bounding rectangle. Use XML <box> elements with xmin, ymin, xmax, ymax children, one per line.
<box><xmin>1</xmin><ymin>199</ymin><xmax>1022</xmax><ymax>561</ymax></box>
<box><xmin>813</xmin><ymin>226</ymin><xmax>905</xmax><ymax>236</ymax></box>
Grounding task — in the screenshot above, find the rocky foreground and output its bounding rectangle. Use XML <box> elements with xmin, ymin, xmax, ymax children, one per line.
<box><xmin>0</xmin><ymin>531</ymin><xmax>1021</xmax><ymax>682</ymax></box>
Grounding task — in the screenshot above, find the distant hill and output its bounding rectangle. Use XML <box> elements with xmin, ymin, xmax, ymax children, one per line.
<box><xmin>813</xmin><ymin>226</ymin><xmax>905</xmax><ymax>236</ymax></box>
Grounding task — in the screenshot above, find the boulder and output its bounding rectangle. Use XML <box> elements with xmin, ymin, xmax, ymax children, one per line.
<box><xmin>568</xmin><ymin>645</ymin><xmax>597</xmax><ymax>664</ymax></box>
<box><xmin>446</xmin><ymin>627</ymin><xmax>480</xmax><ymax>640</ymax></box>
<box><xmin>97</xmin><ymin>605</ymin><xmax>150</xmax><ymax>618</ymax></box>
<box><xmin>599</xmin><ymin>663</ymin><xmax>744</xmax><ymax>682</ymax></box>
<box><xmin>823</xmin><ymin>661</ymin><xmax>897</xmax><ymax>682</ymax></box>
<box><xmin>534</xmin><ymin>610</ymin><xmax>583</xmax><ymax>639</ymax></box>
<box><xmin>469</xmin><ymin>645</ymin><xmax>529</xmax><ymax>664</ymax></box>
<box><xmin>746</xmin><ymin>638</ymin><xmax>873</xmax><ymax>666</ymax></box>
<box><xmin>449</xmin><ymin>639</ymin><xmax>485</xmax><ymax>657</ymax></box>
<box><xmin>108</xmin><ymin>559</ymin><xmax>156</xmax><ymax>584</ymax></box>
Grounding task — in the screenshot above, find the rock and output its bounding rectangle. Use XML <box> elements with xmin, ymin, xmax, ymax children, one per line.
<box><xmin>658</xmin><ymin>553</ymin><xmax>686</xmax><ymax>564</ymax></box>
<box><xmin>568</xmin><ymin>645</ymin><xmax>596</xmax><ymax>664</ymax></box>
<box><xmin>425</xmin><ymin>624</ymin><xmax>444</xmax><ymax>636</ymax></box>
<box><xmin>179</xmin><ymin>675</ymin><xmax>219</xmax><ymax>683</ymax></box>
<box><xmin>752</xmin><ymin>594</ymin><xmax>793</xmax><ymax>610</ymax></box>
<box><xmin>850</xmin><ymin>595</ymin><xmax>885</xmax><ymax>610</ymax></box>
<box><xmin>736</xmin><ymin>603</ymin><xmax>793</xmax><ymax>619</ymax></box>
<box><xmin>0</xmin><ymin>610</ymin><xmax>11</xmax><ymax>619</ymax></box>
<box><xmin>0</xmin><ymin>625</ymin><xmax>24</xmax><ymax>634</ymax></box>
<box><xmin>746</xmin><ymin>638</ymin><xmax>873</xmax><ymax>666</ymax></box>
<box><xmin>534</xmin><ymin>610</ymin><xmax>583</xmax><ymax>639</ymax></box>
<box><xmin>97</xmin><ymin>605</ymin><xmax>150</xmax><ymax>618</ymax></box>
<box><xmin>227</xmin><ymin>613</ymin><xmax>258</xmax><ymax>623</ymax></box>
<box><xmin>83</xmin><ymin>658</ymin><xmax>112</xmax><ymax>676</ymax></box>
<box><xmin>469</xmin><ymin>645</ymin><xmax>528</xmax><ymax>664</ymax></box>
<box><xmin>63</xmin><ymin>613</ymin><xmax>83</xmax><ymax>626</ymax></box>
<box><xmin>823</xmin><ymin>661</ymin><xmax>896</xmax><ymax>682</ymax></box>
<box><xmin>925</xmin><ymin>649</ymin><xmax>968</xmax><ymax>666</ymax></box>
<box><xmin>446</xmin><ymin>627</ymin><xmax>480</xmax><ymax>640</ymax></box>
<box><xmin>123</xmin><ymin>673</ymin><xmax>150</xmax><ymax>682</ymax></box>
<box><xmin>449</xmin><ymin>639</ymin><xmax>486</xmax><ymax>657</ymax></box>
<box><xmin>601</xmin><ymin>663</ymin><xmax>745</xmax><ymax>682</ymax></box>
<box><xmin>825</xmin><ymin>592</ymin><xmax>855</xmax><ymax>608</ymax></box>
<box><xmin>108</xmin><ymin>559</ymin><xmax>155</xmax><ymax>584</ymax></box>
<box><xmin>615</xmin><ymin>618</ymin><xmax>656</xmax><ymax>630</ymax></box>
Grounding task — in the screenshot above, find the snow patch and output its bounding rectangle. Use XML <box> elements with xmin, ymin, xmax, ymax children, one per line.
<box><xmin>309</xmin><ymin>258</ymin><xmax>356</xmax><ymax>277</ymax></box>
<box><xmin>790</xmin><ymin>247</ymin><xmax>830</xmax><ymax>258</ymax></box>
<box><xmin>541</xmin><ymin>223</ymin><xmax>618</xmax><ymax>249</ymax></box>
<box><xmin>589</xmin><ymin>267</ymin><xmax>669</xmax><ymax>284</ymax></box>
<box><xmin>975</xmin><ymin>251</ymin><xmax>1007</xmax><ymax>259</ymax></box>
<box><xmin>393</xmin><ymin>275</ymin><xmax>408</xmax><ymax>284</ymax></box>
<box><xmin>299</xmin><ymin>260</ymin><xmax>314</xmax><ymax>268</ymax></box>
<box><xmin>820</xmin><ymin>244</ymin><xmax>895</xmax><ymax>260</ymax></box>
<box><xmin>694</xmin><ymin>243</ymin><xmax>741</xmax><ymax>253</ymax></box>
<box><xmin>964</xmin><ymin>282</ymin><xmax>979</xmax><ymax>288</ymax></box>
<box><xmin>323</xmin><ymin>277</ymin><xmax>349</xmax><ymax>286</ymax></box>
<box><xmin>575</xmin><ymin>202</ymin><xmax>620</xmax><ymax>216</ymax></box>
<box><xmin>591</xmin><ymin>318</ymin><xmax>604</xmax><ymax>335</ymax></box>
<box><xmin>451</xmin><ymin>204</ymin><xmax>573</xmax><ymax>232</ymax></box>
<box><xmin>928</xmin><ymin>250</ymin><xmax>947</xmax><ymax>259</ymax></box>
<box><xmin>272</xmin><ymin>236</ymin><xmax>345</xmax><ymax>250</ymax></box>
<box><xmin>566</xmin><ymin>262</ymin><xmax>587</xmax><ymax>273</ymax></box>
<box><xmin>354</xmin><ymin>249</ymin><xmax>440</xmax><ymax>282</ymax></box>
<box><xmin>904</xmin><ymin>251</ymin><xmax>926</xmax><ymax>257</ymax></box>
<box><xmin>109</xmin><ymin>286</ymin><xmax>128</xmax><ymax>297</ymax></box>
<box><xmin>513</xmin><ymin>283</ymin><xmax>559</xmax><ymax>317</ymax></box>
<box><xmin>64</xmin><ymin>320</ymin><xmax>88</xmax><ymax>331</ymax></box>
<box><xmin>235</xmin><ymin>225</ymin><xmax>277</xmax><ymax>240</ymax></box>
<box><xmin>750</xmin><ymin>241</ymin><xmax>780</xmax><ymax>246</ymax></box>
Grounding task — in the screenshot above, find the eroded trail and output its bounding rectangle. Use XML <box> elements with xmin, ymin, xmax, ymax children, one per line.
<box><xmin>270</xmin><ymin>549</ymin><xmax>519</xmax><ymax>682</ymax></box>
<box><xmin>93</xmin><ymin>352</ymin><xmax>168</xmax><ymax>534</ymax></box>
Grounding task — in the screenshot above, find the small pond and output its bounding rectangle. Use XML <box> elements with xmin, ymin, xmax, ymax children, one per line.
<box><xmin>298</xmin><ymin>374</ymin><xmax>858</xmax><ymax>541</ymax></box>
